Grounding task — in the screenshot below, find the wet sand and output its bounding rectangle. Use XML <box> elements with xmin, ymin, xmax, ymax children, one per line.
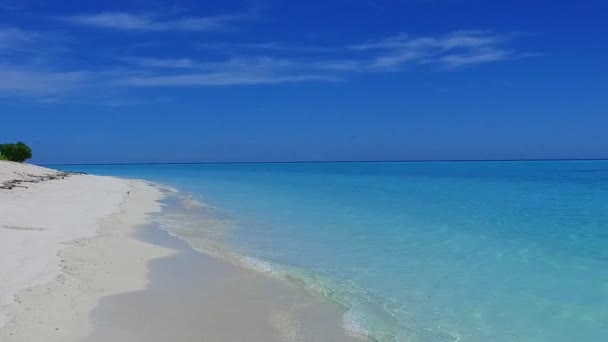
<box><xmin>85</xmin><ymin>223</ymin><xmax>365</xmax><ymax>342</ymax></box>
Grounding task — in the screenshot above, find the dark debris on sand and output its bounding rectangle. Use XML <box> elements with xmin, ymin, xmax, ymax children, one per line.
<box><xmin>0</xmin><ymin>171</ymin><xmax>86</xmax><ymax>190</ymax></box>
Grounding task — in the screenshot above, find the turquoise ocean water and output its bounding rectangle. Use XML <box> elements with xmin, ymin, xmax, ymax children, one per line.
<box><xmin>56</xmin><ymin>161</ymin><xmax>608</xmax><ymax>341</ymax></box>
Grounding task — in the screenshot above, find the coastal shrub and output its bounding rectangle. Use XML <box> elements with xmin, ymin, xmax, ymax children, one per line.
<box><xmin>0</xmin><ymin>154</ymin><xmax>6</xmax><ymax>160</ymax></box>
<box><xmin>0</xmin><ymin>142</ymin><xmax>32</xmax><ymax>163</ymax></box>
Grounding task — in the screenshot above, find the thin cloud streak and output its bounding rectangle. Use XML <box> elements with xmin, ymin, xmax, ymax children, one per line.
<box><xmin>351</xmin><ymin>31</ymin><xmax>517</xmax><ymax>69</ymax></box>
<box><xmin>197</xmin><ymin>41</ymin><xmax>341</xmax><ymax>53</ymax></box>
<box><xmin>120</xmin><ymin>72</ymin><xmax>338</xmax><ymax>87</ymax></box>
<box><xmin>439</xmin><ymin>50</ymin><xmax>511</xmax><ymax>67</ymax></box>
<box><xmin>61</xmin><ymin>11</ymin><xmax>249</xmax><ymax>32</ymax></box>
<box><xmin>124</xmin><ymin>57</ymin><xmax>196</xmax><ymax>68</ymax></box>
<box><xmin>0</xmin><ymin>27</ymin><xmax>39</xmax><ymax>50</ymax></box>
<box><xmin>0</xmin><ymin>64</ymin><xmax>90</xmax><ymax>96</ymax></box>
<box><xmin>117</xmin><ymin>56</ymin><xmax>338</xmax><ymax>86</ymax></box>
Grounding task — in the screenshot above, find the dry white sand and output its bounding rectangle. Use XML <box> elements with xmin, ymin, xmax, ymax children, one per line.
<box><xmin>0</xmin><ymin>161</ymin><xmax>169</xmax><ymax>341</ymax></box>
<box><xmin>0</xmin><ymin>160</ymin><xmax>62</xmax><ymax>185</ymax></box>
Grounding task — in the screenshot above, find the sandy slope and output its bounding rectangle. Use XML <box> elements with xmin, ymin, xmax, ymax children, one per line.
<box><xmin>0</xmin><ymin>161</ymin><xmax>140</xmax><ymax>331</ymax></box>
<box><xmin>0</xmin><ymin>161</ymin><xmax>62</xmax><ymax>185</ymax></box>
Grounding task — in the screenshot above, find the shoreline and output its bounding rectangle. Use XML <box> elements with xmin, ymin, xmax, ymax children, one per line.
<box><xmin>0</xmin><ymin>163</ymin><xmax>363</xmax><ymax>341</ymax></box>
<box><xmin>0</xmin><ymin>173</ymin><xmax>170</xmax><ymax>341</ymax></box>
<box><xmin>85</xmin><ymin>214</ymin><xmax>363</xmax><ymax>342</ymax></box>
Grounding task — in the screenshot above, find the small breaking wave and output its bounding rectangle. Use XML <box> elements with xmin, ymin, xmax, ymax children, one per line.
<box><xmin>152</xmin><ymin>190</ymin><xmax>460</xmax><ymax>342</ymax></box>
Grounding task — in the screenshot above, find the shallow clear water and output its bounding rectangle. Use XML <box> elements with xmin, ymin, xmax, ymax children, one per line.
<box><xmin>56</xmin><ymin>161</ymin><xmax>608</xmax><ymax>341</ymax></box>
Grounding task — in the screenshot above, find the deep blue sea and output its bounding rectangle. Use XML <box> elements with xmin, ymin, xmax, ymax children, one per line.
<box><xmin>55</xmin><ymin>161</ymin><xmax>608</xmax><ymax>341</ymax></box>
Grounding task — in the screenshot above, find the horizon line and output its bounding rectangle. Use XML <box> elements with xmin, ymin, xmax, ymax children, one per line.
<box><xmin>41</xmin><ymin>158</ymin><xmax>608</xmax><ymax>166</ymax></box>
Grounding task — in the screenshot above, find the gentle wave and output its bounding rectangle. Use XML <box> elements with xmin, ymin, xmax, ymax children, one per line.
<box><xmin>151</xmin><ymin>190</ymin><xmax>459</xmax><ymax>342</ymax></box>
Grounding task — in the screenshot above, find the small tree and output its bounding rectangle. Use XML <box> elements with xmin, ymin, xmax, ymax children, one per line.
<box><xmin>0</xmin><ymin>142</ymin><xmax>32</xmax><ymax>163</ymax></box>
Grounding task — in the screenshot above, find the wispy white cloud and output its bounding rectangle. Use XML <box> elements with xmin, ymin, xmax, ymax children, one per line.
<box><xmin>0</xmin><ymin>22</ymin><xmax>537</xmax><ymax>101</ymax></box>
<box><xmin>190</xmin><ymin>30</ymin><xmax>527</xmax><ymax>72</ymax></box>
<box><xmin>62</xmin><ymin>11</ymin><xmax>248</xmax><ymax>32</ymax></box>
<box><xmin>0</xmin><ymin>28</ymin><xmax>89</xmax><ymax>98</ymax></box>
<box><xmin>123</xmin><ymin>57</ymin><xmax>196</xmax><ymax>68</ymax></box>
<box><xmin>352</xmin><ymin>30</ymin><xmax>499</xmax><ymax>51</ymax></box>
<box><xmin>108</xmin><ymin>29</ymin><xmax>535</xmax><ymax>89</ymax></box>
<box><xmin>439</xmin><ymin>50</ymin><xmax>511</xmax><ymax>67</ymax></box>
<box><xmin>117</xmin><ymin>56</ymin><xmax>337</xmax><ymax>87</ymax></box>
<box><xmin>197</xmin><ymin>41</ymin><xmax>340</xmax><ymax>53</ymax></box>
<box><xmin>120</xmin><ymin>72</ymin><xmax>337</xmax><ymax>87</ymax></box>
<box><xmin>0</xmin><ymin>64</ymin><xmax>91</xmax><ymax>96</ymax></box>
<box><xmin>64</xmin><ymin>12</ymin><xmax>156</xmax><ymax>31</ymax></box>
<box><xmin>0</xmin><ymin>27</ymin><xmax>70</xmax><ymax>58</ymax></box>
<box><xmin>0</xmin><ymin>26</ymin><xmax>88</xmax><ymax>100</ymax></box>
<box><xmin>120</xmin><ymin>56</ymin><xmax>296</xmax><ymax>74</ymax></box>
<box><xmin>0</xmin><ymin>27</ymin><xmax>39</xmax><ymax>50</ymax></box>
<box><xmin>352</xmin><ymin>30</ymin><xmax>517</xmax><ymax>69</ymax></box>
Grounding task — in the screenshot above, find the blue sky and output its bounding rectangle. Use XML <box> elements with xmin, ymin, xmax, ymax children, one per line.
<box><xmin>0</xmin><ymin>0</ymin><xmax>606</xmax><ymax>164</ymax></box>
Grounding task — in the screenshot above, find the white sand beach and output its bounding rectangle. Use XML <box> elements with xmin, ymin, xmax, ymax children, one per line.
<box><xmin>0</xmin><ymin>161</ymin><xmax>170</xmax><ymax>340</ymax></box>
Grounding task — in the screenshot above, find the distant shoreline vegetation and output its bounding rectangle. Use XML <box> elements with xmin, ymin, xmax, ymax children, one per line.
<box><xmin>0</xmin><ymin>142</ymin><xmax>32</xmax><ymax>163</ymax></box>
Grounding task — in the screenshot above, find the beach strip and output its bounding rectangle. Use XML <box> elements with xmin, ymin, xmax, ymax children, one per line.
<box><xmin>0</xmin><ymin>162</ymin><xmax>363</xmax><ymax>341</ymax></box>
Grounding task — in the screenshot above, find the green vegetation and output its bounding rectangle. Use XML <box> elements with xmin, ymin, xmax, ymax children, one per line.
<box><xmin>0</xmin><ymin>142</ymin><xmax>32</xmax><ymax>163</ymax></box>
